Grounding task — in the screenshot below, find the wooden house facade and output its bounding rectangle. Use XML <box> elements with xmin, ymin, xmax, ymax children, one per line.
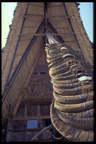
<box><xmin>2</xmin><ymin>2</ymin><xmax>93</xmax><ymax>142</ymax></box>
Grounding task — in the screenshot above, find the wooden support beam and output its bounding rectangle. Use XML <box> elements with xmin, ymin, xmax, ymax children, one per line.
<box><xmin>7</xmin><ymin>32</ymin><xmax>75</xmax><ymax>38</ymax></box>
<box><xmin>24</xmin><ymin>14</ymin><xmax>44</xmax><ymax>18</ymax></box>
<box><xmin>13</xmin><ymin>92</ymin><xmax>25</xmax><ymax>117</ymax></box>
<box><xmin>53</xmin><ymin>27</ymin><xmax>71</xmax><ymax>29</ymax></box>
<box><xmin>20</xmin><ymin>33</ymin><xmax>74</xmax><ymax>37</ymax></box>
<box><xmin>37</xmin><ymin>105</ymin><xmax>41</xmax><ymax>116</ymax></box>
<box><xmin>8</xmin><ymin>128</ymin><xmax>43</xmax><ymax>132</ymax></box>
<box><xmin>24</xmin><ymin>105</ymin><xmax>28</xmax><ymax>117</ymax></box>
<box><xmin>3</xmin><ymin>117</ymin><xmax>9</xmax><ymax>142</ymax></box>
<box><xmin>20</xmin><ymin>33</ymin><xmax>45</xmax><ymax>36</ymax></box>
<box><xmin>28</xmin><ymin>4</ymin><xmax>44</xmax><ymax>7</ymax></box>
<box><xmin>51</xmin><ymin>33</ymin><xmax>74</xmax><ymax>35</ymax></box>
<box><xmin>21</xmin><ymin>98</ymin><xmax>52</xmax><ymax>106</ymax></box>
<box><xmin>12</xmin><ymin>115</ymin><xmax>50</xmax><ymax>121</ymax></box>
<box><xmin>23</xmin><ymin>26</ymin><xmax>40</xmax><ymax>28</ymax></box>
<box><xmin>48</xmin><ymin>15</ymin><xmax>71</xmax><ymax>18</ymax></box>
<box><xmin>48</xmin><ymin>4</ymin><xmax>63</xmax><ymax>7</ymax></box>
<box><xmin>32</xmin><ymin>139</ymin><xmax>52</xmax><ymax>142</ymax></box>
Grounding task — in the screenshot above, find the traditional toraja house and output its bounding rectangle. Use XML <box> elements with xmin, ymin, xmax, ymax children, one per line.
<box><xmin>2</xmin><ymin>2</ymin><xmax>94</xmax><ymax>142</ymax></box>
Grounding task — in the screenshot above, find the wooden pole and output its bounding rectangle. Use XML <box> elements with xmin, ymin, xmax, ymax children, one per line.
<box><xmin>3</xmin><ymin>117</ymin><xmax>9</xmax><ymax>142</ymax></box>
<box><xmin>30</xmin><ymin>124</ymin><xmax>52</xmax><ymax>141</ymax></box>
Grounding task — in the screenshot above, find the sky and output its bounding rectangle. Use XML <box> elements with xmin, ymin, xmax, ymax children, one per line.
<box><xmin>78</xmin><ymin>2</ymin><xmax>93</xmax><ymax>43</ymax></box>
<box><xmin>1</xmin><ymin>2</ymin><xmax>17</xmax><ymax>49</ymax></box>
<box><xmin>1</xmin><ymin>2</ymin><xmax>93</xmax><ymax>49</ymax></box>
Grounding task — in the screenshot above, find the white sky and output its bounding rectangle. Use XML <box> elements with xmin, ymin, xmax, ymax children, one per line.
<box><xmin>78</xmin><ymin>2</ymin><xmax>93</xmax><ymax>43</ymax></box>
<box><xmin>1</xmin><ymin>2</ymin><xmax>17</xmax><ymax>49</ymax></box>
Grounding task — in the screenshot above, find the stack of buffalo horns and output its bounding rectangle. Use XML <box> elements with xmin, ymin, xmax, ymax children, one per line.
<box><xmin>45</xmin><ymin>42</ymin><xmax>94</xmax><ymax>142</ymax></box>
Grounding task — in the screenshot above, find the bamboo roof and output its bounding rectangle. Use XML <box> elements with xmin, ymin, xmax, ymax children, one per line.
<box><xmin>2</xmin><ymin>2</ymin><xmax>93</xmax><ymax>129</ymax></box>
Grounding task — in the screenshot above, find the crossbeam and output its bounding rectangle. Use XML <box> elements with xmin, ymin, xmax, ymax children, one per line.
<box><xmin>48</xmin><ymin>15</ymin><xmax>71</xmax><ymax>18</ymax></box>
<box><xmin>12</xmin><ymin>115</ymin><xmax>50</xmax><ymax>121</ymax></box>
<box><xmin>19</xmin><ymin>33</ymin><xmax>74</xmax><ymax>36</ymax></box>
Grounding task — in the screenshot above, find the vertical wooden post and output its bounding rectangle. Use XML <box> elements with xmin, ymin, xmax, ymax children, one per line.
<box><xmin>3</xmin><ymin>117</ymin><xmax>9</xmax><ymax>142</ymax></box>
<box><xmin>24</xmin><ymin>105</ymin><xmax>28</xmax><ymax>117</ymax></box>
<box><xmin>37</xmin><ymin>105</ymin><xmax>41</xmax><ymax>116</ymax></box>
<box><xmin>45</xmin><ymin>18</ymin><xmax>48</xmax><ymax>44</ymax></box>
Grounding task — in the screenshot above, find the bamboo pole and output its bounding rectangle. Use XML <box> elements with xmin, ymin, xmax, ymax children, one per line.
<box><xmin>30</xmin><ymin>124</ymin><xmax>52</xmax><ymax>141</ymax></box>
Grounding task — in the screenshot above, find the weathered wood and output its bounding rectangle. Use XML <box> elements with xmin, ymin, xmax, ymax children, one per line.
<box><xmin>30</xmin><ymin>124</ymin><xmax>52</xmax><ymax>141</ymax></box>
<box><xmin>24</xmin><ymin>14</ymin><xmax>44</xmax><ymax>18</ymax></box>
<box><xmin>13</xmin><ymin>92</ymin><xmax>25</xmax><ymax>117</ymax></box>
<box><xmin>23</xmin><ymin>26</ymin><xmax>40</xmax><ymax>28</ymax></box>
<box><xmin>29</xmin><ymin>2</ymin><xmax>44</xmax><ymax>6</ymax></box>
<box><xmin>21</xmin><ymin>97</ymin><xmax>52</xmax><ymax>106</ymax></box>
<box><xmin>20</xmin><ymin>33</ymin><xmax>45</xmax><ymax>36</ymax></box>
<box><xmin>32</xmin><ymin>139</ymin><xmax>52</xmax><ymax>142</ymax></box>
<box><xmin>48</xmin><ymin>15</ymin><xmax>71</xmax><ymax>18</ymax></box>
<box><xmin>24</xmin><ymin>105</ymin><xmax>28</xmax><ymax>117</ymax></box>
<box><xmin>19</xmin><ymin>33</ymin><xmax>74</xmax><ymax>36</ymax></box>
<box><xmin>48</xmin><ymin>4</ymin><xmax>63</xmax><ymax>7</ymax></box>
<box><xmin>37</xmin><ymin>105</ymin><xmax>41</xmax><ymax>116</ymax></box>
<box><xmin>12</xmin><ymin>115</ymin><xmax>50</xmax><ymax>121</ymax></box>
<box><xmin>8</xmin><ymin>128</ymin><xmax>43</xmax><ymax>132</ymax></box>
<box><xmin>27</xmin><ymin>4</ymin><xmax>44</xmax><ymax>15</ymax></box>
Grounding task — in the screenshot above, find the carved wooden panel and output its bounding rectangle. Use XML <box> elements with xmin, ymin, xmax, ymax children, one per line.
<box><xmin>15</xmin><ymin>47</ymin><xmax>52</xmax><ymax>117</ymax></box>
<box><xmin>26</xmin><ymin>47</ymin><xmax>53</xmax><ymax>100</ymax></box>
